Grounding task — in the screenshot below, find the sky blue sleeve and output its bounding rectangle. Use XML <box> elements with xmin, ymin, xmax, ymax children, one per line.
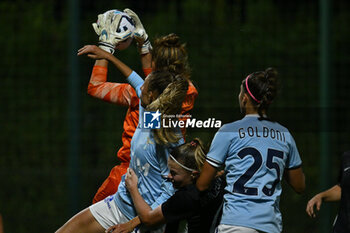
<box><xmin>206</xmin><ymin>125</ymin><xmax>232</xmax><ymax>168</ymax></box>
<box><xmin>150</xmin><ymin>180</ymin><xmax>175</xmax><ymax>209</ymax></box>
<box><xmin>150</xmin><ymin>139</ymin><xmax>182</xmax><ymax>209</ymax></box>
<box><xmin>126</xmin><ymin>71</ymin><xmax>143</xmax><ymax>98</ymax></box>
<box><xmin>286</xmin><ymin>133</ymin><xmax>302</xmax><ymax>169</ymax></box>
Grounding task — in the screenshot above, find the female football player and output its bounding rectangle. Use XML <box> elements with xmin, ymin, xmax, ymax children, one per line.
<box><xmin>106</xmin><ymin>139</ymin><xmax>225</xmax><ymax>233</ymax></box>
<box><xmin>88</xmin><ymin>8</ymin><xmax>197</xmax><ymax>203</ymax></box>
<box><xmin>196</xmin><ymin>68</ymin><xmax>305</xmax><ymax>233</ymax></box>
<box><xmin>55</xmin><ymin>45</ymin><xmax>189</xmax><ymax>233</ymax></box>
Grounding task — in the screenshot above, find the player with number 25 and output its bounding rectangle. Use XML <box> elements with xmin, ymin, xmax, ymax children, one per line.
<box><xmin>196</xmin><ymin>68</ymin><xmax>305</xmax><ymax>233</ymax></box>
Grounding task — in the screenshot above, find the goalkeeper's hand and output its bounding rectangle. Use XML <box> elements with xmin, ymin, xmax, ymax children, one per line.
<box><xmin>124</xmin><ymin>8</ymin><xmax>152</xmax><ymax>54</ymax></box>
<box><xmin>92</xmin><ymin>10</ymin><xmax>131</xmax><ymax>54</ymax></box>
<box><xmin>92</xmin><ymin>10</ymin><xmax>117</xmax><ymax>54</ymax></box>
<box><xmin>92</xmin><ymin>10</ymin><xmax>115</xmax><ymax>37</ymax></box>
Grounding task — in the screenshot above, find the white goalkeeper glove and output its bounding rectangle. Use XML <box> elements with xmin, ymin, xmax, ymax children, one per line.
<box><xmin>123</xmin><ymin>8</ymin><xmax>152</xmax><ymax>55</ymax></box>
<box><xmin>92</xmin><ymin>10</ymin><xmax>135</xmax><ymax>54</ymax></box>
<box><xmin>92</xmin><ymin>10</ymin><xmax>114</xmax><ymax>37</ymax></box>
<box><xmin>92</xmin><ymin>10</ymin><xmax>116</xmax><ymax>53</ymax></box>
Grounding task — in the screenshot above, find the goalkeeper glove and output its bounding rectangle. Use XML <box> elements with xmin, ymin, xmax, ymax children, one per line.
<box><xmin>92</xmin><ymin>10</ymin><xmax>117</xmax><ymax>53</ymax></box>
<box><xmin>124</xmin><ymin>8</ymin><xmax>152</xmax><ymax>55</ymax></box>
<box><xmin>92</xmin><ymin>10</ymin><xmax>135</xmax><ymax>54</ymax></box>
<box><xmin>92</xmin><ymin>10</ymin><xmax>115</xmax><ymax>37</ymax></box>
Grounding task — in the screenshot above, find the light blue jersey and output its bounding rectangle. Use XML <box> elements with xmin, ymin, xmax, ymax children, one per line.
<box><xmin>114</xmin><ymin>72</ymin><xmax>182</xmax><ymax>220</ymax></box>
<box><xmin>206</xmin><ymin>114</ymin><xmax>302</xmax><ymax>233</ymax></box>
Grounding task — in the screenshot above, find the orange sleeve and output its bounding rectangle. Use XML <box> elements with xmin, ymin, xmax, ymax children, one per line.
<box><xmin>87</xmin><ymin>65</ymin><xmax>138</xmax><ymax>107</ymax></box>
<box><xmin>143</xmin><ymin>67</ymin><xmax>152</xmax><ymax>77</ymax></box>
<box><xmin>181</xmin><ymin>81</ymin><xmax>198</xmax><ymax>114</ymax></box>
<box><xmin>179</xmin><ymin>81</ymin><xmax>198</xmax><ymax>138</ymax></box>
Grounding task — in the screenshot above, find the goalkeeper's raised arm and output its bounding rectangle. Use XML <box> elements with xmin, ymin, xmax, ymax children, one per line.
<box><xmin>123</xmin><ymin>8</ymin><xmax>152</xmax><ymax>74</ymax></box>
<box><xmin>78</xmin><ymin>45</ymin><xmax>133</xmax><ymax>79</ymax></box>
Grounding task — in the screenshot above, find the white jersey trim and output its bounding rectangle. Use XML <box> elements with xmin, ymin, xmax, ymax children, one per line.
<box><xmin>206</xmin><ymin>157</ymin><xmax>222</xmax><ymax>168</ymax></box>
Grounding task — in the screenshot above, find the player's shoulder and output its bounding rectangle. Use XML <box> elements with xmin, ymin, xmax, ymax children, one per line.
<box><xmin>215</xmin><ymin>118</ymin><xmax>255</xmax><ymax>139</ymax></box>
<box><xmin>219</xmin><ymin>119</ymin><xmax>246</xmax><ymax>131</ymax></box>
<box><xmin>267</xmin><ymin>120</ymin><xmax>297</xmax><ymax>143</ymax></box>
<box><xmin>268</xmin><ymin>120</ymin><xmax>291</xmax><ymax>133</ymax></box>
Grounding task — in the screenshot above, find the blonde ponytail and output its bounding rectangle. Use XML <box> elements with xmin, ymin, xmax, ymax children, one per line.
<box><xmin>146</xmin><ymin>72</ymin><xmax>189</xmax><ymax>145</ymax></box>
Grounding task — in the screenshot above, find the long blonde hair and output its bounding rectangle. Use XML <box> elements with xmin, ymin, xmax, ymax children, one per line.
<box><xmin>146</xmin><ymin>71</ymin><xmax>188</xmax><ymax>145</ymax></box>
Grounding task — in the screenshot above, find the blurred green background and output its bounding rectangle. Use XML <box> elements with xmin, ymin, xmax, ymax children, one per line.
<box><xmin>1</xmin><ymin>0</ymin><xmax>350</xmax><ymax>232</ymax></box>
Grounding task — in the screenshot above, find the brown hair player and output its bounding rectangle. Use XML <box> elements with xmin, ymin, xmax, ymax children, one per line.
<box><xmin>86</xmin><ymin>9</ymin><xmax>198</xmax><ymax>204</ymax></box>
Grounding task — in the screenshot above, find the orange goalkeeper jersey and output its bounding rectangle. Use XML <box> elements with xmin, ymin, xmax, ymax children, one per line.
<box><xmin>87</xmin><ymin>65</ymin><xmax>198</xmax><ymax>163</ymax></box>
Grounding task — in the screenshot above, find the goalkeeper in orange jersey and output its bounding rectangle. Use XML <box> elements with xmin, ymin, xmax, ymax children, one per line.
<box><xmin>87</xmin><ymin>9</ymin><xmax>198</xmax><ymax>204</ymax></box>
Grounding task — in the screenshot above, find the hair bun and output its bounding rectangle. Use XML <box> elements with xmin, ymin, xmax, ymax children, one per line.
<box><xmin>262</xmin><ymin>67</ymin><xmax>278</xmax><ymax>104</ymax></box>
<box><xmin>161</xmin><ymin>33</ymin><xmax>181</xmax><ymax>47</ymax></box>
<box><xmin>265</xmin><ymin>67</ymin><xmax>278</xmax><ymax>82</ymax></box>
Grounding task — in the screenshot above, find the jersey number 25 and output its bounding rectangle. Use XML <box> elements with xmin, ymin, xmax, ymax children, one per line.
<box><xmin>233</xmin><ymin>147</ymin><xmax>283</xmax><ymax>196</ymax></box>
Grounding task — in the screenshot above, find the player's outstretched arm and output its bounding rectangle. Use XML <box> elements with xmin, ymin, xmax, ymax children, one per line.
<box><xmin>86</xmin><ymin>65</ymin><xmax>136</xmax><ymax>107</ymax></box>
<box><xmin>306</xmin><ymin>184</ymin><xmax>341</xmax><ymax>218</ymax></box>
<box><xmin>123</xmin><ymin>8</ymin><xmax>152</xmax><ymax>72</ymax></box>
<box><xmin>124</xmin><ymin>9</ymin><xmax>152</xmax><ymax>56</ymax></box>
<box><xmin>125</xmin><ymin>168</ymin><xmax>166</xmax><ymax>227</ymax></box>
<box><xmin>140</xmin><ymin>53</ymin><xmax>152</xmax><ymax>74</ymax></box>
<box><xmin>78</xmin><ymin>45</ymin><xmax>133</xmax><ymax>78</ymax></box>
<box><xmin>284</xmin><ymin>167</ymin><xmax>305</xmax><ymax>194</ymax></box>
